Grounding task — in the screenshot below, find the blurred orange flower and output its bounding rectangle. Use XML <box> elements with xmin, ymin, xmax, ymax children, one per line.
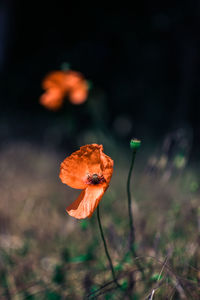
<box><xmin>59</xmin><ymin>144</ymin><xmax>113</xmax><ymax>219</ymax></box>
<box><xmin>40</xmin><ymin>70</ymin><xmax>89</xmax><ymax>110</ymax></box>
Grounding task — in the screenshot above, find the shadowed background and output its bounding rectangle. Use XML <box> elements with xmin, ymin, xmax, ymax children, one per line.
<box><xmin>1</xmin><ymin>1</ymin><xmax>200</xmax><ymax>151</ymax></box>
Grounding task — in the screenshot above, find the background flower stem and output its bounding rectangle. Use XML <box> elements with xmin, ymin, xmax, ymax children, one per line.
<box><xmin>127</xmin><ymin>145</ymin><xmax>145</xmax><ymax>280</ymax></box>
<box><xmin>97</xmin><ymin>205</ymin><xmax>120</xmax><ymax>288</ymax></box>
<box><xmin>127</xmin><ymin>148</ymin><xmax>137</xmax><ymax>255</ymax></box>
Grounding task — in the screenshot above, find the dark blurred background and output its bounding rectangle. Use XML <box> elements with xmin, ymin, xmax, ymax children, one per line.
<box><xmin>1</xmin><ymin>1</ymin><xmax>200</xmax><ymax>154</ymax></box>
<box><xmin>1</xmin><ymin>2</ymin><xmax>200</xmax><ymax>298</ymax></box>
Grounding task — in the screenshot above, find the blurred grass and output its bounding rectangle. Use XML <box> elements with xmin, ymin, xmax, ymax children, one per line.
<box><xmin>0</xmin><ymin>136</ymin><xmax>199</xmax><ymax>299</ymax></box>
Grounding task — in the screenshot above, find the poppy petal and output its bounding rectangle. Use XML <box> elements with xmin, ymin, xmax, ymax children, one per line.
<box><xmin>40</xmin><ymin>88</ymin><xmax>64</xmax><ymax>111</ymax></box>
<box><xmin>42</xmin><ymin>71</ymin><xmax>68</xmax><ymax>92</ymax></box>
<box><xmin>59</xmin><ymin>144</ymin><xmax>104</xmax><ymax>189</ymax></box>
<box><xmin>69</xmin><ymin>80</ymin><xmax>88</xmax><ymax>105</ymax></box>
<box><xmin>66</xmin><ymin>185</ymin><xmax>106</xmax><ymax>219</ymax></box>
<box><xmin>100</xmin><ymin>152</ymin><xmax>114</xmax><ymax>183</ymax></box>
<box><xmin>64</xmin><ymin>71</ymin><xmax>83</xmax><ymax>89</ymax></box>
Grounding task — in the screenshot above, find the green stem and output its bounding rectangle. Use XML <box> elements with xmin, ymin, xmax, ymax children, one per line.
<box><xmin>97</xmin><ymin>205</ymin><xmax>120</xmax><ymax>288</ymax></box>
<box><xmin>127</xmin><ymin>146</ymin><xmax>145</xmax><ymax>280</ymax></box>
<box><xmin>127</xmin><ymin>149</ymin><xmax>137</xmax><ymax>255</ymax></box>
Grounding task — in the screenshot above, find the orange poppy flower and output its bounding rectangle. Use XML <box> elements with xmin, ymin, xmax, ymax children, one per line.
<box><xmin>59</xmin><ymin>144</ymin><xmax>113</xmax><ymax>219</ymax></box>
<box><xmin>40</xmin><ymin>70</ymin><xmax>89</xmax><ymax>110</ymax></box>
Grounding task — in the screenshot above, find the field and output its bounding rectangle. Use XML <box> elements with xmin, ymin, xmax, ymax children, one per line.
<box><xmin>0</xmin><ymin>135</ymin><xmax>199</xmax><ymax>299</ymax></box>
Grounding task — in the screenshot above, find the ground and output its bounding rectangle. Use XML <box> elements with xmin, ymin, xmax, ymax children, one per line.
<box><xmin>0</xmin><ymin>137</ymin><xmax>199</xmax><ymax>299</ymax></box>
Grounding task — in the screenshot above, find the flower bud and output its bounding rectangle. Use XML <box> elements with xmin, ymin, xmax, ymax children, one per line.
<box><xmin>130</xmin><ymin>139</ymin><xmax>141</xmax><ymax>150</ymax></box>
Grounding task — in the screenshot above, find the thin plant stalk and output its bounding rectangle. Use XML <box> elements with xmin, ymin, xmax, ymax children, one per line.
<box><xmin>97</xmin><ymin>205</ymin><xmax>120</xmax><ymax>288</ymax></box>
<box><xmin>127</xmin><ymin>148</ymin><xmax>137</xmax><ymax>255</ymax></box>
<box><xmin>127</xmin><ymin>139</ymin><xmax>145</xmax><ymax>280</ymax></box>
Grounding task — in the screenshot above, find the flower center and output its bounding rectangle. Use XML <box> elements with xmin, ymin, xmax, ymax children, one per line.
<box><xmin>92</xmin><ymin>173</ymin><xmax>100</xmax><ymax>184</ymax></box>
<box><xmin>87</xmin><ymin>173</ymin><xmax>106</xmax><ymax>185</ymax></box>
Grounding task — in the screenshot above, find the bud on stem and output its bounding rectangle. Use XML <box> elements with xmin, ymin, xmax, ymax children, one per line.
<box><xmin>130</xmin><ymin>139</ymin><xmax>141</xmax><ymax>151</ymax></box>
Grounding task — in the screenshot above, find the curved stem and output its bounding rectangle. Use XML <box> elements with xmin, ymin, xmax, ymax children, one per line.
<box><xmin>127</xmin><ymin>149</ymin><xmax>137</xmax><ymax>255</ymax></box>
<box><xmin>97</xmin><ymin>205</ymin><xmax>120</xmax><ymax>288</ymax></box>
